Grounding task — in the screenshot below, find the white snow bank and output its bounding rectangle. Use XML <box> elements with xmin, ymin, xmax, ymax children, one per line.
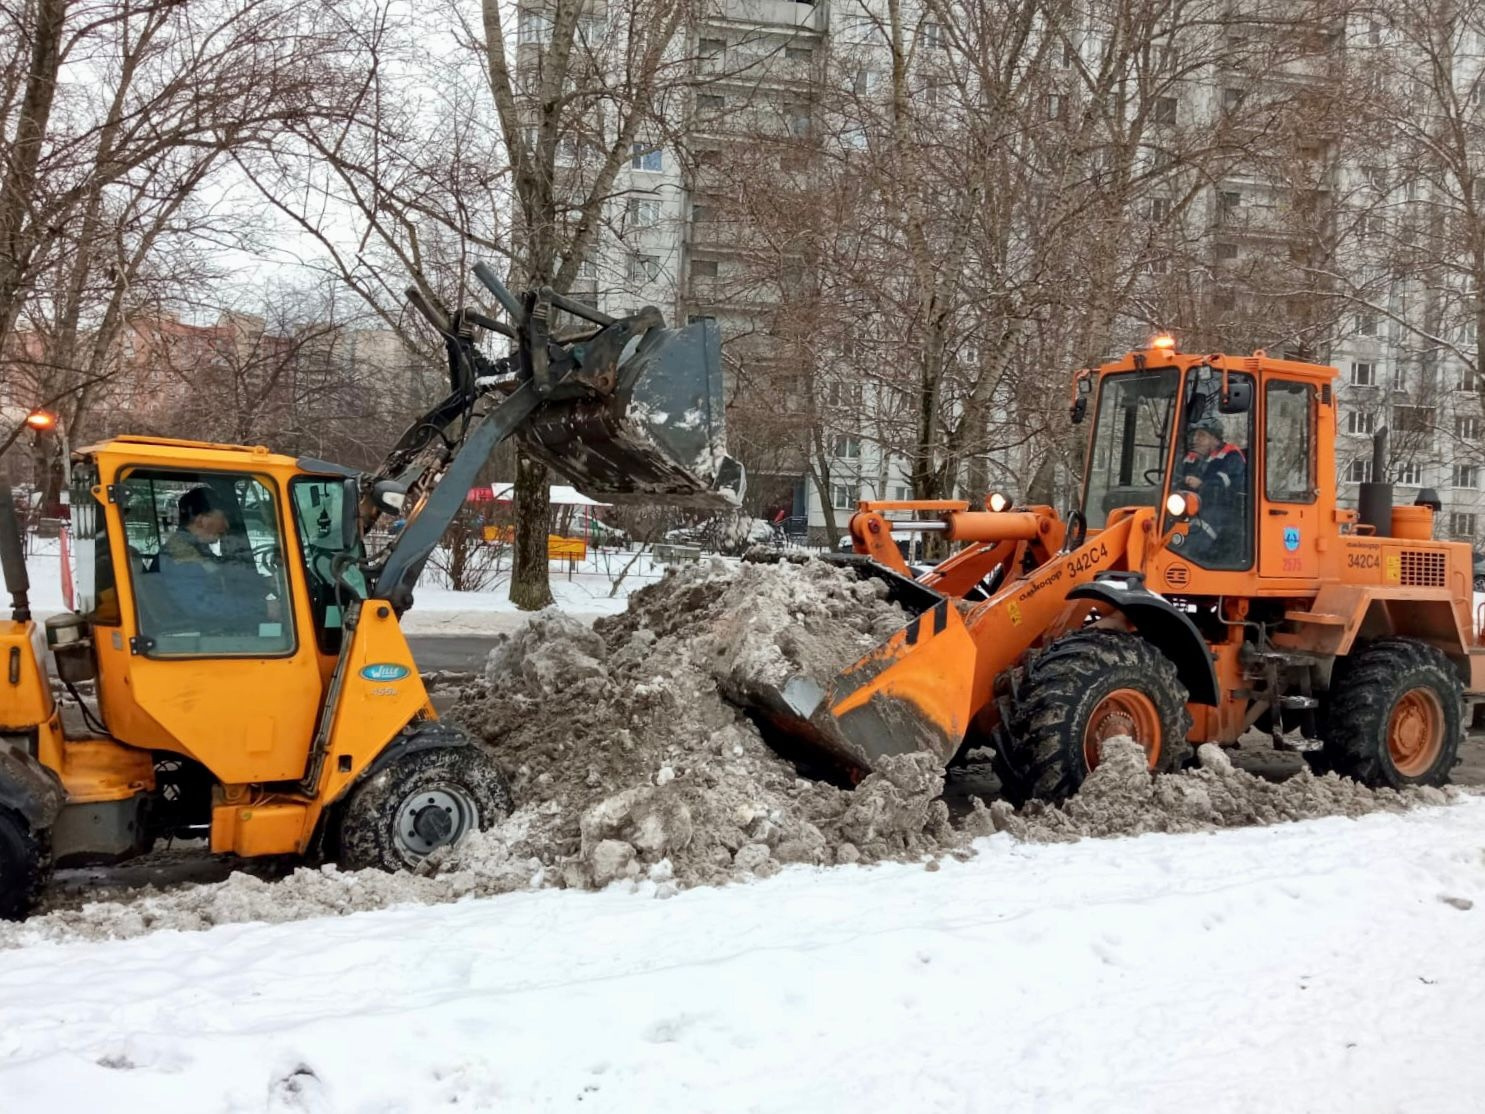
<box><xmin>2</xmin><ymin>799</ymin><xmax>1482</xmax><ymax>1112</ymax></box>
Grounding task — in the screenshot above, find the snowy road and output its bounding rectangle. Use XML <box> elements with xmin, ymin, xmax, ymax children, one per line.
<box><xmin>2</xmin><ymin>800</ymin><xmax>1483</xmax><ymax>1113</ymax></box>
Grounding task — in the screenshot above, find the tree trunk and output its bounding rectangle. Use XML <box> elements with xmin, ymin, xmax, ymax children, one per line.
<box><xmin>509</xmin><ymin>453</ymin><xmax>554</xmax><ymax>609</ymax></box>
<box><xmin>1026</xmin><ymin>452</ymin><xmax>1059</xmax><ymax>507</ymax></box>
<box><xmin>0</xmin><ymin>0</ymin><xmax>67</xmax><ymax>350</ymax></box>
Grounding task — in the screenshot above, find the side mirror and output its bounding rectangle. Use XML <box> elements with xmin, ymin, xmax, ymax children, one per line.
<box><xmin>1219</xmin><ymin>377</ymin><xmax>1252</xmax><ymax>413</ymax></box>
<box><xmin>341</xmin><ymin>478</ymin><xmax>361</xmax><ymax>549</ymax></box>
<box><xmin>372</xmin><ymin>479</ymin><xmax>408</xmax><ymax>515</ymax></box>
<box><xmin>1069</xmin><ymin>370</ymin><xmax>1092</xmax><ymax>424</ymax></box>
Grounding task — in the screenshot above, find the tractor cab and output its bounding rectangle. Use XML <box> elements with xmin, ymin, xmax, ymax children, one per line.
<box><xmin>1075</xmin><ymin>340</ymin><xmax>1329</xmax><ymax>589</ymax></box>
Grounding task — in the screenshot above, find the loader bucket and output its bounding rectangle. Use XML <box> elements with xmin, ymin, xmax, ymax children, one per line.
<box><xmin>737</xmin><ymin>556</ymin><xmax>979</xmax><ymax>777</ymax></box>
<box><xmin>518</xmin><ymin>316</ymin><xmax>744</xmax><ymax>509</ymax></box>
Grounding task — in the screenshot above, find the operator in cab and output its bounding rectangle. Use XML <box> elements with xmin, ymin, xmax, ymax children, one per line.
<box><xmin>158</xmin><ymin>486</ymin><xmax>275</xmax><ymax>628</ymax></box>
<box><xmin>1179</xmin><ymin>415</ymin><xmax>1247</xmax><ymax>562</ymax></box>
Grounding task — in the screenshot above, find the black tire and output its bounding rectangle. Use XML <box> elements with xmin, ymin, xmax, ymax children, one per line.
<box><xmin>338</xmin><ymin>746</ymin><xmax>513</xmax><ymax>872</ymax></box>
<box><xmin>1317</xmin><ymin>638</ymin><xmax>1461</xmax><ymax>789</ymax></box>
<box><xmin>999</xmin><ymin>630</ymin><xmax>1192</xmax><ymax>804</ymax></box>
<box><xmin>0</xmin><ymin>807</ymin><xmax>49</xmax><ymax>922</ymax></box>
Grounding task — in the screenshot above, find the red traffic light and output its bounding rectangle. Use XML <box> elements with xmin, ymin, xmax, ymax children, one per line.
<box><xmin>24</xmin><ymin>410</ymin><xmax>56</xmax><ymax>431</ymax></box>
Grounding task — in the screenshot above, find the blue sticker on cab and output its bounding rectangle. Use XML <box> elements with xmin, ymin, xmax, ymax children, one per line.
<box><xmin>360</xmin><ymin>663</ymin><xmax>411</xmax><ymax>682</ymax></box>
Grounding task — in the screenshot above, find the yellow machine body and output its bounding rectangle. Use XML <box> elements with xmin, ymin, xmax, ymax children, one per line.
<box><xmin>2</xmin><ymin>437</ymin><xmax>433</xmax><ymax>859</ymax></box>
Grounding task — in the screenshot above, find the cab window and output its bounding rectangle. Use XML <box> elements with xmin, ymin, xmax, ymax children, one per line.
<box><xmin>1265</xmin><ymin>381</ymin><xmax>1316</xmax><ymax>502</ymax></box>
<box><xmin>1083</xmin><ymin>368</ymin><xmax>1181</xmax><ymax>528</ymax></box>
<box><xmin>118</xmin><ymin>469</ymin><xmax>294</xmax><ymax>657</ymax></box>
<box><xmin>69</xmin><ymin>466</ymin><xmax>118</xmax><ymax>625</ymax></box>
<box><xmin>289</xmin><ymin>478</ymin><xmax>366</xmax><ymax>654</ymax></box>
<box><xmin>1171</xmin><ymin>372</ymin><xmax>1254</xmax><ymax>571</ymax></box>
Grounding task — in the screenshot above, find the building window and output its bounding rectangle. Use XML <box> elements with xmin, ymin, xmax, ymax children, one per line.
<box><xmin>518</xmin><ymin>10</ymin><xmax>553</xmax><ymax>44</ymax></box>
<box><xmin>1222</xmin><ymin>88</ymin><xmax>1244</xmax><ymax>112</ymax></box>
<box><xmin>1153</xmin><ymin>97</ymin><xmax>1177</xmax><ymax>125</ymax></box>
<box><xmin>1061</xmin><ymin>41</ymin><xmax>1077</xmax><ymax>67</ymax></box>
<box><xmin>699</xmin><ymin>36</ymin><xmax>725</xmax><ymax>56</ymax></box>
<box><xmin>575</xmin><ymin>258</ymin><xmax>597</xmax><ymax>279</ymax></box>
<box><xmin>1452</xmin><ymin>464</ymin><xmax>1478</xmax><ymax>488</ymax></box>
<box><xmin>1046</xmin><ymin>93</ymin><xmax>1064</xmax><ymax>119</ymax></box>
<box><xmin>825</xmin><ymin>381</ymin><xmax>863</xmax><ymax>409</ymax></box>
<box><xmin>691</xmin><ymin>204</ymin><xmax>714</xmax><ymax>225</ymax></box>
<box><xmin>697</xmin><ymin>93</ymin><xmax>724</xmax><ymax>111</ymax></box>
<box><xmin>1461</xmin><ymin>368</ymin><xmax>1479</xmax><ymax>391</ymax></box>
<box><xmin>691</xmin><ymin>258</ymin><xmax>718</xmax><ymax>278</ymax></box>
<box><xmin>1363</xmin><ymin>165</ymin><xmax>1387</xmax><ymax>191</ymax></box>
<box><xmin>1393</xmin><ymin>405</ymin><xmax>1433</xmax><ymax>433</ymax></box>
<box><xmin>1350</xmin><ymin>361</ymin><xmax>1375</xmax><ymax>385</ymax></box>
<box><xmin>832</xmin><ymin>483</ymin><xmax>858</xmax><ymax>510</ymax></box>
<box><xmin>1356</xmin><ymin>312</ymin><xmax>1380</xmax><ymax>337</ymax></box>
<box><xmin>1457</xmin><ymin>414</ymin><xmax>1481</xmax><ymax>440</ymax></box>
<box><xmin>782</xmin><ymin>102</ymin><xmax>810</xmax><ymax>137</ymax></box>
<box><xmin>1396</xmin><ymin>461</ymin><xmax>1423</xmax><ymax>485</ymax></box>
<box><xmin>1451</xmin><ymin>512</ymin><xmax>1478</xmax><ymax>537</ymax></box>
<box><xmin>1217</xmin><ymin>190</ymin><xmax>1241</xmax><ymax>222</ymax></box>
<box><xmin>630</xmin><ymin>145</ymin><xmax>663</xmax><ymax>172</ymax></box>
<box><xmin>1368</xmin><ymin>20</ymin><xmax>1382</xmax><ymax>46</ymax></box>
<box><xmin>1149</xmin><ymin>196</ymin><xmax>1172</xmax><ymax>222</ymax></box>
<box><xmin>785</xmin><ymin>45</ymin><xmax>813</xmax><ymax>61</ymax></box>
<box><xmin>628</xmin><ymin>253</ymin><xmax>661</xmax><ymax>283</ymax></box>
<box><xmin>922</xmin><ymin>22</ymin><xmax>947</xmax><ymax>50</ymax></box>
<box><xmin>626</xmin><ymin>198</ymin><xmax>661</xmax><ymax>226</ymax></box>
<box><xmin>1215</xmin><ymin>242</ymin><xmax>1238</xmax><ymax>261</ymax></box>
<box><xmin>1347</xmin><ymin>409</ymin><xmax>1377</xmax><ymax>435</ymax></box>
<box><xmin>1345</xmin><ymin>459</ymin><xmax>1373</xmax><ymax>483</ymax></box>
<box><xmin>830</xmin><ymin>435</ymin><xmax>862</xmax><ymax>459</ymax></box>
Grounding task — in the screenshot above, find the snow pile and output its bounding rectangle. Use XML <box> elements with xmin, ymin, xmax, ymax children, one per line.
<box><xmin>987</xmin><ymin>738</ymin><xmax>1457</xmax><ymax>841</ymax></box>
<box><xmin>451</xmin><ymin>558</ymin><xmax>946</xmax><ymax>890</ymax></box>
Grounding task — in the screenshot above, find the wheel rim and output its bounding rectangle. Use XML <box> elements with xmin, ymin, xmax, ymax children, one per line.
<box><xmin>1083</xmin><ymin>688</ymin><xmax>1162</xmax><ymax>771</ymax></box>
<box><xmin>393</xmin><ymin>785</ymin><xmax>479</xmax><ymax>859</ymax></box>
<box><xmin>1387</xmin><ymin>687</ymin><xmax>1444</xmax><ymax>777</ymax></box>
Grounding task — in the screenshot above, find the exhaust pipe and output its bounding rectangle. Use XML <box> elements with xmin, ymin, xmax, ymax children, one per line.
<box><xmin>0</xmin><ymin>486</ymin><xmax>30</xmax><ymax>622</ymax></box>
<box><xmin>1357</xmin><ymin>425</ymin><xmax>1393</xmax><ymax>536</ymax></box>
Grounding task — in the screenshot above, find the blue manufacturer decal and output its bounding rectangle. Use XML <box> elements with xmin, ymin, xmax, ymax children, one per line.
<box><xmin>360</xmin><ymin>662</ymin><xmax>411</xmax><ymax>682</ymax></box>
<box><xmin>1283</xmin><ymin>526</ymin><xmax>1301</xmax><ymax>552</ymax></box>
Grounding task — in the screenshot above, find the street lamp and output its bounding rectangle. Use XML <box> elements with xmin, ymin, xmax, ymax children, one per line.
<box><xmin>24</xmin><ymin>409</ymin><xmax>56</xmax><ymax>432</ymax></box>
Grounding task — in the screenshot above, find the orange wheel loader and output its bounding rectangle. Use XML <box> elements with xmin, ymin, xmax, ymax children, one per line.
<box><xmin>745</xmin><ymin>339</ymin><xmax>1481</xmax><ymax>804</ymax></box>
<box><xmin>0</xmin><ymin>266</ymin><xmax>743</xmax><ymax>920</ymax></box>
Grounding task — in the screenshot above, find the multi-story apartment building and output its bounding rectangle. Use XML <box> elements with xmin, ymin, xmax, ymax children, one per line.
<box><xmin>524</xmin><ymin>1</ymin><xmax>1485</xmax><ymax>546</ymax></box>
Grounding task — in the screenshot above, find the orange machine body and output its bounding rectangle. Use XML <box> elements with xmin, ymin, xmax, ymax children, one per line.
<box><xmin>826</xmin><ymin>347</ymin><xmax>1482</xmax><ymax>769</ymax></box>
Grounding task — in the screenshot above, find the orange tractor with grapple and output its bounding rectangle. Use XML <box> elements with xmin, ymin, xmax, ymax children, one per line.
<box><xmin>748</xmin><ymin>340</ymin><xmax>1481</xmax><ymax>800</ymax></box>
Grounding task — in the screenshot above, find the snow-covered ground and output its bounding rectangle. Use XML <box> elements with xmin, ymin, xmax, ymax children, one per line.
<box><xmin>2</xmin><ymin>801</ymin><xmax>1482</xmax><ymax>1113</ymax></box>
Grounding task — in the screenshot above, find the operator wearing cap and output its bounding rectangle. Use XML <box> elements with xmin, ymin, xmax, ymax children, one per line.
<box><xmin>1178</xmin><ymin>415</ymin><xmax>1247</xmax><ymax>561</ymax></box>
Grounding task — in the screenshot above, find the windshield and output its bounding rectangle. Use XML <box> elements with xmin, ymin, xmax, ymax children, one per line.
<box><xmin>1082</xmin><ymin>368</ymin><xmax>1181</xmax><ymax>528</ymax></box>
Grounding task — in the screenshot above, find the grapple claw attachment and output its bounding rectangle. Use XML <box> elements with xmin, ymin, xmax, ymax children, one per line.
<box><xmin>519</xmin><ymin>317</ymin><xmax>744</xmax><ymax>509</ymax></box>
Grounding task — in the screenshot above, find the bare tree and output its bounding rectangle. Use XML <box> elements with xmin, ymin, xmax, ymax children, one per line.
<box><xmin>0</xmin><ymin>0</ymin><xmax>359</xmax><ymax>483</ymax></box>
